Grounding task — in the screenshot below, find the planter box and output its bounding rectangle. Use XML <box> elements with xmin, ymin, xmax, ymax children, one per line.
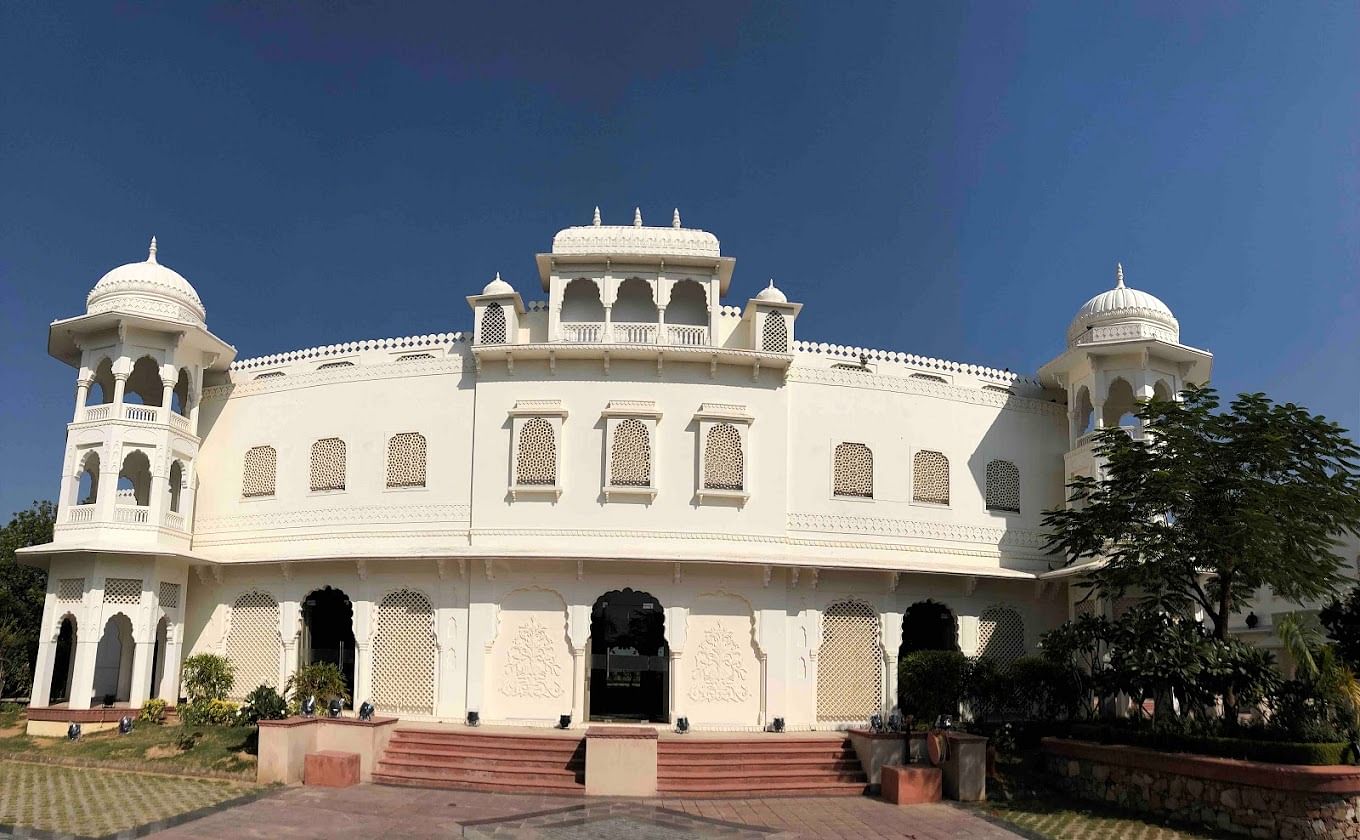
<box><xmin>1042</xmin><ymin>738</ymin><xmax>1360</xmax><ymax>839</ymax></box>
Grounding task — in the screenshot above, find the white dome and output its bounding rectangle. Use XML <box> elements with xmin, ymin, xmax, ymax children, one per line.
<box><xmin>482</xmin><ymin>272</ymin><xmax>515</xmax><ymax>295</ymax></box>
<box><xmin>755</xmin><ymin>279</ymin><xmax>787</xmax><ymax>303</ymax></box>
<box><xmin>86</xmin><ymin>238</ymin><xmax>206</xmax><ymax>325</ymax></box>
<box><xmin>1066</xmin><ymin>265</ymin><xmax>1178</xmax><ymax>346</ymax></box>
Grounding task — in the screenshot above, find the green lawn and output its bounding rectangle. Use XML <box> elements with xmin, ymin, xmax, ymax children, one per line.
<box><xmin>0</xmin><ymin>708</ymin><xmax>257</xmax><ymax>779</ymax></box>
<box><xmin>0</xmin><ymin>760</ymin><xmax>260</xmax><ymax>835</ymax></box>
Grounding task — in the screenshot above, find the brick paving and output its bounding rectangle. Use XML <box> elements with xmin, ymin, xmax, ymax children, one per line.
<box><xmin>145</xmin><ymin>784</ymin><xmax>1025</xmax><ymax>839</ymax></box>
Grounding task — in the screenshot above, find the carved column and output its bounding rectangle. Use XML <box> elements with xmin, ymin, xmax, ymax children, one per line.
<box><xmin>160</xmin><ymin>623</ymin><xmax>184</xmax><ymax>702</ymax></box>
<box><xmin>29</xmin><ymin>601</ymin><xmax>59</xmax><ymax>707</ymax></box>
<box><xmin>73</xmin><ymin>380</ymin><xmax>90</xmax><ymax>422</ymax></box>
<box><xmin>128</xmin><ymin>639</ymin><xmax>156</xmax><ymax>706</ymax></box>
<box><xmin>68</xmin><ymin>637</ymin><xmax>100</xmax><ymax>710</ymax></box>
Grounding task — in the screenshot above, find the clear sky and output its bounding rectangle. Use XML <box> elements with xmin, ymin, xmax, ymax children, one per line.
<box><xmin>1</xmin><ymin>3</ymin><xmax>1356</xmax><ymax>516</ymax></box>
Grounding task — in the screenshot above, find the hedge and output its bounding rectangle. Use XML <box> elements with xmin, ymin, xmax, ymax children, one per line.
<box><xmin>1066</xmin><ymin>723</ymin><xmax>1350</xmax><ymax>766</ymax></box>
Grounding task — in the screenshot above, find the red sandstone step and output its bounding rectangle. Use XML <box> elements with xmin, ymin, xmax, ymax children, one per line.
<box><xmin>373</xmin><ymin>771</ymin><xmax>584</xmax><ymax>797</ymax></box>
<box><xmin>375</xmin><ymin>759</ymin><xmax>583</xmax><ymax>785</ymax></box>
<box><xmin>658</xmin><ymin>780</ymin><xmax>868</xmax><ymax>797</ymax></box>
<box><xmin>659</xmin><ymin>757</ymin><xmax>860</xmax><ymax>770</ymax></box>
<box><xmin>389</xmin><ymin>732</ymin><xmax>583</xmax><ymax>750</ymax></box>
<box><xmin>658</xmin><ymin>765</ymin><xmax>863</xmax><ymax>780</ymax></box>
<box><xmin>382</xmin><ymin>748</ymin><xmax>583</xmax><ymax>768</ymax></box>
<box><xmin>378</xmin><ymin>756</ymin><xmax>581</xmax><ymax>776</ymax></box>
<box><xmin>384</xmin><ymin>740</ymin><xmax>584</xmax><ymax>758</ymax></box>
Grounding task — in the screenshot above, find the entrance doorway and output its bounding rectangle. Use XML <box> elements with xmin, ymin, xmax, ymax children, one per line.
<box><xmin>898</xmin><ymin>600</ymin><xmax>959</xmax><ymax>710</ymax></box>
<box><xmin>49</xmin><ymin>616</ymin><xmax>76</xmax><ymax>704</ymax></box>
<box><xmin>300</xmin><ymin>587</ymin><xmax>356</xmax><ymax>704</ymax></box>
<box><xmin>588</xmin><ymin>589</ymin><xmax>669</xmax><ymax>723</ymax></box>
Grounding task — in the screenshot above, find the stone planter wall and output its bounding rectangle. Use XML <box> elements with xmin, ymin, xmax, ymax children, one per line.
<box><xmin>1042</xmin><ymin>738</ymin><xmax>1360</xmax><ymax>839</ymax></box>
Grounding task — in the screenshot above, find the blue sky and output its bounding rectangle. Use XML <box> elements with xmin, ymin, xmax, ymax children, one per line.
<box><xmin>1</xmin><ymin>2</ymin><xmax>1356</xmax><ymax>516</ymax></box>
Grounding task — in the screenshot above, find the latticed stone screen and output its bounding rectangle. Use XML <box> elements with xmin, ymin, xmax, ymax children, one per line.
<box><xmin>481</xmin><ymin>302</ymin><xmax>508</xmax><ymax>344</ymax></box>
<box><xmin>397</xmin><ymin>353</ymin><xmax>434</xmax><ymax>362</ymax></box>
<box><xmin>103</xmin><ymin>578</ymin><xmax>142</xmax><ymax>605</ymax></box>
<box><xmin>1073</xmin><ymin>597</ymin><xmax>1100</xmax><ymax>619</ymax></box>
<box><xmin>977</xmin><ymin>607</ymin><xmax>1025</xmax><ymax>662</ymax></box>
<box><xmin>255</xmin><ymin>371</ymin><xmax>285</xmax><ymax>380</ymax></box>
<box><xmin>57</xmin><ymin>578</ymin><xmax>84</xmax><ymax>603</ymax></box>
<box><xmin>310</xmin><ymin>438</ymin><xmax>347</xmax><ymax>491</ymax></box>
<box><xmin>515</xmin><ymin>419</ymin><xmax>557</xmax><ymax>485</ymax></box>
<box><xmin>816</xmin><ymin>600</ymin><xmax>882</xmax><ymax>722</ymax></box>
<box><xmin>386</xmin><ymin>433</ymin><xmax>427</xmax><ymax>488</ymax></box>
<box><xmin>983</xmin><ymin>384</ymin><xmax>1012</xmax><ymax>394</ymax></box>
<box><xmin>317</xmin><ymin>361</ymin><xmax>354</xmax><ymax>369</ymax></box>
<box><xmin>833</xmin><ymin>443</ymin><xmax>873</xmax><ymax>498</ymax></box>
<box><xmin>242</xmin><ymin>446</ymin><xmax>277</xmax><ymax>498</ymax></box>
<box><xmin>373</xmin><ymin>589</ymin><xmax>436</xmax><ymax>715</ymax></box>
<box><xmin>913</xmin><ymin>450</ymin><xmax>950</xmax><ymax>505</ymax></box>
<box><xmin>910</xmin><ymin>372</ymin><xmax>948</xmax><ymax>383</ymax></box>
<box><xmin>761</xmin><ymin>311</ymin><xmax>788</xmax><ymax>352</ymax></box>
<box><xmin>703</xmin><ymin>423</ymin><xmax>744</xmax><ymax>490</ymax></box>
<box><xmin>226</xmin><ymin>591</ymin><xmax>280</xmax><ymax>698</ymax></box>
<box><xmin>159</xmin><ymin>582</ymin><xmax>180</xmax><ymax>610</ymax></box>
<box><xmin>609</xmin><ymin>419</ymin><xmax>651</xmax><ymax>486</ymax></box>
<box><xmin>985</xmin><ymin>459</ymin><xmax>1020</xmax><ymax>513</ymax></box>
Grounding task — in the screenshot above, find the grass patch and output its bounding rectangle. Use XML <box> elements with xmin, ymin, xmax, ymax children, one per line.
<box><xmin>0</xmin><ymin>711</ymin><xmax>257</xmax><ymax>779</ymax></box>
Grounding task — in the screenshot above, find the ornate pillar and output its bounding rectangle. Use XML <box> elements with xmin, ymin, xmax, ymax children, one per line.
<box><xmin>880</xmin><ymin>609</ymin><xmax>903</xmax><ymax>713</ymax></box>
<box><xmin>159</xmin><ymin>380</ymin><xmax>174</xmax><ymax>419</ymax></box>
<box><xmin>30</xmin><ymin>603</ymin><xmax>59</xmax><ymax>707</ymax></box>
<box><xmin>68</xmin><ymin>636</ymin><xmax>100</xmax><ymax>710</ymax></box>
<box><xmin>111</xmin><ymin>373</ymin><xmax>127</xmax><ymax>409</ymax></box>
<box><xmin>160</xmin><ymin>623</ymin><xmax>184</xmax><ymax>702</ymax></box>
<box><xmin>128</xmin><ymin>639</ymin><xmax>156</xmax><ymax>706</ymax></box>
<box><xmin>602</xmin><ymin>305</ymin><xmax>613</xmax><ymax>343</ymax></box>
<box><xmin>73</xmin><ymin>380</ymin><xmax>90</xmax><ymax>422</ymax></box>
<box><xmin>567</xmin><ymin>602</ymin><xmax>589</xmax><ymax>725</ymax></box>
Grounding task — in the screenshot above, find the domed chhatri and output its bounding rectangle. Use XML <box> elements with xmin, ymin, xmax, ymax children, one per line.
<box><xmin>86</xmin><ymin>237</ymin><xmax>207</xmax><ymax>325</ymax></box>
<box><xmin>755</xmin><ymin>279</ymin><xmax>788</xmax><ymax>303</ymax></box>
<box><xmin>551</xmin><ymin>206</ymin><xmax>721</xmax><ymax>259</ymax></box>
<box><xmin>1066</xmin><ymin>263</ymin><xmax>1179</xmax><ymax>346</ymax></box>
<box><xmin>482</xmin><ymin>271</ymin><xmax>514</xmax><ymax>296</ymax></box>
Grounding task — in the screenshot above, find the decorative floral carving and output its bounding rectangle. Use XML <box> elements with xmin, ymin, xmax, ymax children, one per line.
<box><xmin>688</xmin><ymin>624</ymin><xmax>750</xmax><ymax>703</ymax></box>
<box><xmin>500</xmin><ymin>617</ymin><xmax>563</xmax><ymax>699</ymax></box>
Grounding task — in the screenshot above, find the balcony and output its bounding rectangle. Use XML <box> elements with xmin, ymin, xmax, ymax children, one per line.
<box><xmin>559</xmin><ymin>322</ymin><xmax>709</xmax><ymax>347</ymax></box>
<box><xmin>79</xmin><ymin>403</ymin><xmax>194</xmax><ymax>434</ymax></box>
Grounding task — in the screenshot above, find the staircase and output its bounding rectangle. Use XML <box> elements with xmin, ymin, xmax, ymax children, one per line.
<box><xmin>657</xmin><ymin>735</ymin><xmax>869</xmax><ymax>797</ymax></box>
<box><xmin>373</xmin><ymin>728</ymin><xmax>586</xmax><ymax>795</ymax></box>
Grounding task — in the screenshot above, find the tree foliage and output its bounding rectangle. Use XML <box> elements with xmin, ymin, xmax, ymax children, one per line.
<box><xmin>1044</xmin><ymin>387</ymin><xmax>1360</xmax><ymax>638</ymax></box>
<box><xmin>1320</xmin><ymin>585</ymin><xmax>1360</xmax><ymax>668</ymax></box>
<box><xmin>181</xmin><ymin>653</ymin><xmax>235</xmax><ymax>703</ymax></box>
<box><xmin>0</xmin><ymin>501</ymin><xmax>55</xmax><ymax>698</ymax></box>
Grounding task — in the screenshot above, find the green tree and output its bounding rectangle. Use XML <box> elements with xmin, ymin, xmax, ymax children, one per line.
<box><xmin>1044</xmin><ymin>387</ymin><xmax>1360</xmax><ymax>640</ymax></box>
<box><xmin>1320</xmin><ymin>585</ymin><xmax>1360</xmax><ymax>668</ymax></box>
<box><xmin>0</xmin><ymin>501</ymin><xmax>55</xmax><ymax>698</ymax></box>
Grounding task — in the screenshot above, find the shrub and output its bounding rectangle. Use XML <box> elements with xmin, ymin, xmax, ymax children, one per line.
<box><xmin>181</xmin><ymin>698</ymin><xmax>240</xmax><ymax>726</ymax></box>
<box><xmin>285</xmin><ymin>662</ymin><xmax>350</xmax><ymax>713</ymax></box>
<box><xmin>1065</xmin><ymin>722</ymin><xmax>1349</xmax><ymax>766</ymax></box>
<box><xmin>964</xmin><ymin>656</ymin><xmax>1012</xmax><ymax>724</ymax></box>
<box><xmin>1008</xmin><ymin>656</ymin><xmax>1082</xmax><ymax>720</ymax></box>
<box><xmin>240</xmin><ymin>684</ymin><xmax>288</xmax><ymax>724</ymax></box>
<box><xmin>175</xmin><ymin>729</ymin><xmax>201</xmax><ymax>751</ymax></box>
<box><xmin>899</xmin><ymin>650</ymin><xmax>969</xmax><ymax>724</ymax></box>
<box><xmin>181</xmin><ymin>653</ymin><xmax>234</xmax><ymax>703</ymax></box>
<box><xmin>139</xmin><ymin>698</ymin><xmax>167</xmax><ymax>724</ymax></box>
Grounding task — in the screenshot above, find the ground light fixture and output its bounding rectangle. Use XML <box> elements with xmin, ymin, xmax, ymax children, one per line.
<box><xmin>770</xmin><ymin>717</ymin><xmax>785</xmax><ymax>733</ymax></box>
<box><xmin>327</xmin><ymin>698</ymin><xmax>342</xmax><ymax>718</ymax></box>
<box><xmin>67</xmin><ymin>723</ymin><xmax>81</xmax><ymax>741</ymax></box>
<box><xmin>118</xmin><ymin>716</ymin><xmax>133</xmax><ymax>735</ymax></box>
<box><xmin>869</xmin><ymin>713</ymin><xmax>884</xmax><ymax>733</ymax></box>
<box><xmin>300</xmin><ymin>695</ymin><xmax>317</xmax><ymax>717</ymax></box>
<box><xmin>888</xmin><ymin>709</ymin><xmax>904</xmax><ymax>732</ymax></box>
<box><xmin>358</xmin><ymin>701</ymin><xmax>375</xmax><ymax>721</ymax></box>
<box><xmin>675</xmin><ymin>716</ymin><xmax>689</xmax><ymax>734</ymax></box>
<box><xmin>467</xmin><ymin>711</ymin><xmax>480</xmax><ymax>727</ymax></box>
<box><xmin>558</xmin><ymin>714</ymin><xmax>571</xmax><ymax>729</ymax></box>
<box><xmin>1246</xmin><ymin>612</ymin><xmax>1260</xmax><ymax>629</ymax></box>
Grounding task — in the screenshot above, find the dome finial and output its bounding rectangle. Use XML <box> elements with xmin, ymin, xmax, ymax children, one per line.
<box><xmin>1115</xmin><ymin>262</ymin><xmax>1125</xmax><ymax>289</ymax></box>
<box><xmin>592</xmin><ymin>206</ymin><xmax>601</xmax><ymax>226</ymax></box>
<box><xmin>672</xmin><ymin>208</ymin><xmax>681</xmax><ymax>228</ymax></box>
<box><xmin>633</xmin><ymin>207</ymin><xmax>642</xmax><ymax>227</ymax></box>
<box><xmin>148</xmin><ymin>236</ymin><xmax>158</xmax><ymax>264</ymax></box>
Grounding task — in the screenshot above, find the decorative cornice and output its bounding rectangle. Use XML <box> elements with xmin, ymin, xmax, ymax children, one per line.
<box><xmin>792</xmin><ymin>340</ymin><xmax>1040</xmax><ymax>388</ymax></box>
<box><xmin>786</xmin><ymin>366</ymin><xmax>1065</xmax><ymax>416</ymax></box>
<box><xmin>203</xmin><ymin>355</ymin><xmax>462</xmax><ymax>402</ymax></box>
<box><xmin>194</xmin><ymin>503</ymin><xmax>472</xmax><ymax>534</ymax></box>
<box><xmin>231</xmin><ymin>332</ymin><xmax>469</xmax><ymax>372</ymax></box>
<box><xmin>786</xmin><ymin>512</ymin><xmax>1048</xmax><ymax>550</ymax></box>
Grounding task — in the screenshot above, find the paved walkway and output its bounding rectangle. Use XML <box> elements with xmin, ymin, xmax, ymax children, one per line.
<box><xmin>147</xmin><ymin>784</ymin><xmax>1024</xmax><ymax>839</ymax></box>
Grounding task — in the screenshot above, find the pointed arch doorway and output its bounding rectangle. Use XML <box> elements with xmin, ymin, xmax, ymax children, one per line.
<box><xmin>300</xmin><ymin>587</ymin><xmax>356</xmax><ymax>704</ymax></box>
<box><xmin>588</xmin><ymin>589</ymin><xmax>669</xmax><ymax>723</ymax></box>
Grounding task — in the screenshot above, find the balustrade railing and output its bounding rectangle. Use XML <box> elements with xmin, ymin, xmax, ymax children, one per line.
<box><xmin>665</xmin><ymin>324</ymin><xmax>708</xmax><ymax>346</ymax></box>
<box><xmin>67</xmin><ymin>505</ymin><xmax>96</xmax><ymax>524</ymax></box>
<box><xmin>168</xmin><ymin>412</ymin><xmax>190</xmax><ymax>432</ymax></box>
<box><xmin>163</xmin><ymin>510</ymin><xmax>185</xmax><ymax>531</ymax></box>
<box><xmin>123</xmin><ymin>405</ymin><xmax>159</xmax><ymax>423</ymax></box>
<box><xmin>558</xmin><ymin>321</ymin><xmax>710</xmax><ymax>347</ymax></box>
<box><xmin>82</xmin><ymin>405</ymin><xmax>112</xmax><ymax>422</ymax></box>
<box><xmin>561</xmin><ymin>322</ymin><xmax>604</xmax><ymax>343</ymax></box>
<box><xmin>612</xmin><ymin>322</ymin><xmax>657</xmax><ymax>344</ymax></box>
<box><xmin>114</xmin><ymin>505</ymin><xmax>150</xmax><ymax>524</ymax></box>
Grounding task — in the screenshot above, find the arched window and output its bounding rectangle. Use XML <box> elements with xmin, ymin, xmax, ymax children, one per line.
<box><xmin>171</xmin><ymin>369</ymin><xmax>190</xmax><ymax>416</ymax></box>
<box><xmin>480</xmin><ymin>302</ymin><xmax>507</xmax><ymax>344</ymax></box>
<box><xmin>243</xmin><ymin>446</ymin><xmax>277</xmax><ymax>498</ymax></box>
<box><xmin>118</xmin><ymin>450</ymin><xmax>152</xmax><ymax>506</ymax></box>
<box><xmin>225</xmin><ymin>591</ymin><xmax>281</xmax><ymax>699</ymax></box>
<box><xmin>167</xmin><ymin>460</ymin><xmax>184</xmax><ymax>513</ymax></box>
<box><xmin>985</xmin><ymin>459</ymin><xmax>1019</xmax><ymax>513</ymax></box>
<box><xmin>1103</xmin><ymin>378</ymin><xmax>1137</xmax><ymax>428</ymax></box>
<box><xmin>610</xmin><ymin>419</ymin><xmax>651</xmax><ymax>487</ymax></box>
<box><xmin>1074</xmin><ymin>386</ymin><xmax>1094</xmax><ymax>436</ymax></box>
<box><xmin>761</xmin><ymin>311</ymin><xmax>789</xmax><ymax>353</ymax></box>
<box><xmin>561</xmin><ymin>277</ymin><xmax>604</xmax><ymax>322</ymax></box>
<box><xmin>977</xmin><ymin>606</ymin><xmax>1025</xmax><ymax>662</ymax></box>
<box><xmin>372</xmin><ymin>589</ymin><xmax>436</xmax><ymax>716</ymax></box>
<box><xmin>89</xmin><ymin>358</ymin><xmax>115</xmax><ymax>405</ymax></box>
<box><xmin>77</xmin><ymin>451</ymin><xmax>100</xmax><ymax>505</ymax></box>
<box><xmin>913</xmin><ymin>450</ymin><xmax>949</xmax><ymax>505</ymax></box>
<box><xmin>516</xmin><ymin>419</ymin><xmax>556</xmax><ymax>486</ymax></box>
<box><xmin>703</xmin><ymin>424</ymin><xmax>744</xmax><ymax>490</ymax></box>
<box><xmin>666</xmin><ymin>280</ymin><xmax>707</xmax><ymax>326</ymax></box>
<box><xmin>1153</xmin><ymin>379</ymin><xmax>1173</xmax><ymax>403</ymax></box>
<box><xmin>310</xmin><ymin>438</ymin><xmax>346</xmax><ymax>491</ymax></box>
<box><xmin>612</xmin><ymin>277</ymin><xmax>655</xmax><ymax>323</ymax></box>
<box><xmin>833</xmin><ymin>442</ymin><xmax>873</xmax><ymax>498</ymax></box>
<box><xmin>387</xmin><ymin>433</ymin><xmax>427</xmax><ymax>488</ymax></box>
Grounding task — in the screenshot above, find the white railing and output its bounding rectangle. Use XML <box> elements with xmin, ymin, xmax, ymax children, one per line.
<box><xmin>83</xmin><ymin>405</ymin><xmax>112</xmax><ymax>422</ymax></box>
<box><xmin>168</xmin><ymin>412</ymin><xmax>190</xmax><ymax>432</ymax></box>
<box><xmin>561</xmin><ymin>322</ymin><xmax>604</xmax><ymax>343</ymax></box>
<box><xmin>163</xmin><ymin>510</ymin><xmax>185</xmax><ymax>531</ymax></box>
<box><xmin>114</xmin><ymin>505</ymin><xmax>150</xmax><ymax>524</ymax></box>
<box><xmin>123</xmin><ymin>405</ymin><xmax>159</xmax><ymax>423</ymax></box>
<box><xmin>612</xmin><ymin>322</ymin><xmax>657</xmax><ymax>344</ymax></box>
<box><xmin>665</xmin><ymin>324</ymin><xmax>708</xmax><ymax>346</ymax></box>
<box><xmin>67</xmin><ymin>505</ymin><xmax>96</xmax><ymax>524</ymax></box>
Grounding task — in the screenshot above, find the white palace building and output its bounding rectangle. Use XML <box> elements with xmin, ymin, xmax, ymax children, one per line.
<box><xmin>21</xmin><ymin>209</ymin><xmax>1218</xmax><ymax>733</ymax></box>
